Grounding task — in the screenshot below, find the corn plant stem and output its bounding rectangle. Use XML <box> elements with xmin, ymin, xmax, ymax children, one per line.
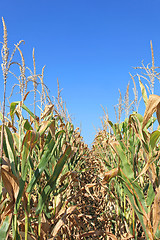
<box><xmin>25</xmin><ymin>211</ymin><xmax>28</xmax><ymax>240</ymax></box>
<box><xmin>132</xmin><ymin>209</ymin><xmax>135</xmax><ymax>237</ymax></box>
<box><xmin>0</xmin><ymin>80</ymin><xmax>7</xmax><ymax>169</ymax></box>
<box><xmin>38</xmin><ymin>212</ymin><xmax>41</xmax><ymax>239</ymax></box>
<box><xmin>53</xmin><ymin>197</ymin><xmax>56</xmax><ymax>216</ymax></box>
<box><xmin>14</xmin><ymin>213</ymin><xmax>18</xmax><ymax>239</ymax></box>
<box><xmin>25</xmin><ymin>162</ymin><xmax>32</xmax><ymax>240</ymax></box>
<box><xmin>19</xmin><ymin>101</ymin><xmax>23</xmax><ymax>153</ymax></box>
<box><xmin>124</xmin><ymin>194</ymin><xmax>126</xmax><ymax>216</ymax></box>
<box><xmin>121</xmin><ymin>185</ymin><xmax>123</xmax><ymax>210</ymax></box>
<box><xmin>28</xmin><ymin>165</ymin><xmax>32</xmax><ymax>213</ymax></box>
<box><xmin>37</xmin><ymin>188</ymin><xmax>42</xmax><ymax>239</ymax></box>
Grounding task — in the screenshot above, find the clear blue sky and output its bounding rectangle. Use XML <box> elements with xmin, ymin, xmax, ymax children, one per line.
<box><xmin>0</xmin><ymin>0</ymin><xmax>160</xmax><ymax>146</ymax></box>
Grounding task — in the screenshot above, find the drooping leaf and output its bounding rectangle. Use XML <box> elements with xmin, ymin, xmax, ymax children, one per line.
<box><xmin>21</xmin><ymin>130</ymin><xmax>40</xmax><ymax>180</ymax></box>
<box><xmin>50</xmin><ymin>205</ymin><xmax>77</xmax><ymax>237</ymax></box>
<box><xmin>110</xmin><ymin>141</ymin><xmax>134</xmax><ymax>181</ymax></box>
<box><xmin>10</xmin><ymin>101</ymin><xmax>38</xmax><ymax>122</ymax></box>
<box><xmin>38</xmin><ymin>119</ymin><xmax>55</xmax><ymax>136</ymax></box>
<box><xmin>102</xmin><ymin>168</ymin><xmax>119</xmax><ymax>184</ymax></box>
<box><xmin>1</xmin><ymin>165</ymin><xmax>19</xmax><ymax>202</ymax></box>
<box><xmin>41</xmin><ymin>104</ymin><xmax>54</xmax><ymax>119</ymax></box>
<box><xmin>142</xmin><ymin>94</ymin><xmax>160</xmax><ymax>129</ymax></box>
<box><xmin>156</xmin><ymin>102</ymin><xmax>160</xmax><ymax>126</ymax></box>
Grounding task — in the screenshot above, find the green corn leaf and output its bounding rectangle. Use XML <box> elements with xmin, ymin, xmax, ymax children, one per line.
<box><xmin>22</xmin><ymin>103</ymin><xmax>37</xmax><ymax>119</ymax></box>
<box><xmin>10</xmin><ymin>101</ymin><xmax>38</xmax><ymax>122</ymax></box>
<box><xmin>108</xmin><ymin>120</ymin><xmax>113</xmax><ymax>128</ymax></box>
<box><xmin>15</xmin><ymin>178</ymin><xmax>25</xmax><ymax>214</ymax></box>
<box><xmin>4</xmin><ymin>125</ymin><xmax>17</xmax><ymax>175</ymax></box>
<box><xmin>21</xmin><ymin>130</ymin><xmax>40</xmax><ymax>181</ymax></box>
<box><xmin>10</xmin><ymin>102</ymin><xmax>19</xmax><ymax>122</ymax></box>
<box><xmin>111</xmin><ymin>141</ymin><xmax>134</xmax><ymax>181</ymax></box>
<box><xmin>36</xmin><ymin>145</ymin><xmax>71</xmax><ymax>215</ymax></box>
<box><xmin>132</xmin><ymin>112</ymin><xmax>144</xmax><ymax>123</ymax></box>
<box><xmin>120</xmin><ymin>173</ymin><xmax>153</xmax><ymax>240</ymax></box>
<box><xmin>145</xmin><ymin>117</ymin><xmax>156</xmax><ymax>129</ymax></box>
<box><xmin>26</xmin><ymin>138</ymin><xmax>55</xmax><ymax>193</ymax></box>
<box><xmin>22</xmin><ymin>119</ymin><xmax>33</xmax><ymax>131</ymax></box>
<box><xmin>108</xmin><ymin>122</ymin><xmax>121</xmax><ymax>139</ymax></box>
<box><xmin>146</xmin><ymin>183</ymin><xmax>155</xmax><ymax>207</ymax></box>
<box><xmin>0</xmin><ymin>215</ymin><xmax>10</xmax><ymax>240</ymax></box>
<box><xmin>150</xmin><ymin>130</ymin><xmax>160</xmax><ymax>149</ymax></box>
<box><xmin>155</xmin><ymin>225</ymin><xmax>160</xmax><ymax>239</ymax></box>
<box><xmin>12</xmin><ymin>133</ymin><xmax>19</xmax><ymax>151</ymax></box>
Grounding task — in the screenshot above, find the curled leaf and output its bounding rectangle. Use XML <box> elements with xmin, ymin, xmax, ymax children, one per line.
<box><xmin>102</xmin><ymin>168</ymin><xmax>119</xmax><ymax>184</ymax></box>
<box><xmin>142</xmin><ymin>94</ymin><xmax>160</xmax><ymax>129</ymax></box>
<box><xmin>1</xmin><ymin>165</ymin><xmax>19</xmax><ymax>202</ymax></box>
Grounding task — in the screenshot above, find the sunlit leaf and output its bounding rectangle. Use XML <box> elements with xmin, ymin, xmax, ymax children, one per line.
<box><xmin>143</xmin><ymin>94</ymin><xmax>160</xmax><ymax>129</ymax></box>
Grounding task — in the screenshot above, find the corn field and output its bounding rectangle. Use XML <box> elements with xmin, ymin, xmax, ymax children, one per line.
<box><xmin>1</xmin><ymin>18</ymin><xmax>160</xmax><ymax>240</ymax></box>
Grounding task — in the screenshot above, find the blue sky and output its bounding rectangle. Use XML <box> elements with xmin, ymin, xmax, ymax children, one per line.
<box><xmin>0</xmin><ymin>0</ymin><xmax>160</xmax><ymax>146</ymax></box>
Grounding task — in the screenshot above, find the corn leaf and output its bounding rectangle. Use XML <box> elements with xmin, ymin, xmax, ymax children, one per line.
<box><xmin>0</xmin><ymin>215</ymin><xmax>10</xmax><ymax>240</ymax></box>
<box><xmin>146</xmin><ymin>183</ymin><xmax>155</xmax><ymax>207</ymax></box>
<box><xmin>142</xmin><ymin>94</ymin><xmax>160</xmax><ymax>129</ymax></box>
<box><xmin>120</xmin><ymin>171</ymin><xmax>153</xmax><ymax>240</ymax></box>
<box><xmin>139</xmin><ymin>78</ymin><xmax>148</xmax><ymax>106</ymax></box>
<box><xmin>36</xmin><ymin>145</ymin><xmax>71</xmax><ymax>215</ymax></box>
<box><xmin>22</xmin><ymin>119</ymin><xmax>33</xmax><ymax>131</ymax></box>
<box><xmin>150</xmin><ymin>130</ymin><xmax>160</xmax><ymax>149</ymax></box>
<box><xmin>21</xmin><ymin>130</ymin><xmax>40</xmax><ymax>181</ymax></box>
<box><xmin>4</xmin><ymin>125</ymin><xmax>17</xmax><ymax>174</ymax></box>
<box><xmin>10</xmin><ymin>102</ymin><xmax>37</xmax><ymax>122</ymax></box>
<box><xmin>110</xmin><ymin>141</ymin><xmax>134</xmax><ymax>181</ymax></box>
<box><xmin>26</xmin><ymin>138</ymin><xmax>55</xmax><ymax>193</ymax></box>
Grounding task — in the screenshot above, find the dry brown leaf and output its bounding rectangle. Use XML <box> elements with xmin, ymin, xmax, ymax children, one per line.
<box><xmin>110</xmin><ymin>141</ymin><xmax>123</xmax><ymax>162</ymax></box>
<box><xmin>49</xmin><ymin>120</ymin><xmax>55</xmax><ymax>138</ymax></box>
<box><xmin>156</xmin><ymin>102</ymin><xmax>160</xmax><ymax>125</ymax></box>
<box><xmin>142</xmin><ymin>94</ymin><xmax>160</xmax><ymax>129</ymax></box>
<box><xmin>102</xmin><ymin>168</ymin><xmax>119</xmax><ymax>184</ymax></box>
<box><xmin>1</xmin><ymin>165</ymin><xmax>19</xmax><ymax>202</ymax></box>
<box><xmin>79</xmin><ymin>230</ymin><xmax>103</xmax><ymax>238</ymax></box>
<box><xmin>121</xmin><ymin>232</ymin><xmax>134</xmax><ymax>240</ymax></box>
<box><xmin>56</xmin><ymin>205</ymin><xmax>77</xmax><ymax>220</ymax></box>
<box><xmin>38</xmin><ymin>121</ymin><xmax>49</xmax><ymax>135</ymax></box>
<box><xmin>1</xmin><ymin>201</ymin><xmax>14</xmax><ymax>219</ymax></box>
<box><xmin>51</xmin><ymin>219</ymin><xmax>64</xmax><ymax>237</ymax></box>
<box><xmin>2</xmin><ymin>156</ymin><xmax>11</xmax><ymax>168</ymax></box>
<box><xmin>51</xmin><ymin>205</ymin><xmax>77</xmax><ymax>236</ymax></box>
<box><xmin>41</xmin><ymin>104</ymin><xmax>54</xmax><ymax>119</ymax></box>
<box><xmin>106</xmin><ymin>232</ymin><xmax>118</xmax><ymax>240</ymax></box>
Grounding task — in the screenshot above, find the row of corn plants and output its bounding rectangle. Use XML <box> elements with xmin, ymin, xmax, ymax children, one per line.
<box><xmin>92</xmin><ymin>69</ymin><xmax>160</xmax><ymax>238</ymax></box>
<box><xmin>0</xmin><ymin>102</ymin><xmax>89</xmax><ymax>239</ymax></box>
<box><xmin>0</xmin><ymin>18</ymin><xmax>89</xmax><ymax>239</ymax></box>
